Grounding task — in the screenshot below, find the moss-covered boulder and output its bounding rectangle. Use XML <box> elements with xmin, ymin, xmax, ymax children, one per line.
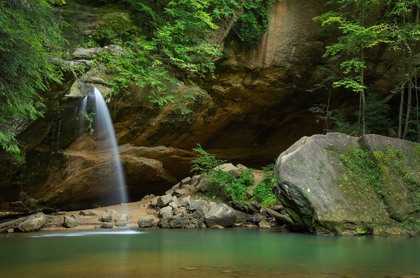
<box><xmin>275</xmin><ymin>133</ymin><xmax>420</xmax><ymax>235</ymax></box>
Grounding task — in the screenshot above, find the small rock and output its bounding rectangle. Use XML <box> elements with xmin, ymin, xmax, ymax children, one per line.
<box><xmin>79</xmin><ymin>211</ymin><xmax>97</xmax><ymax>216</ymax></box>
<box><xmin>210</xmin><ymin>225</ymin><xmax>225</xmax><ymax>229</ymax></box>
<box><xmin>7</xmin><ymin>228</ymin><xmax>14</xmax><ymax>233</ymax></box>
<box><xmin>169</xmin><ymin>201</ymin><xmax>178</xmax><ymax>209</ymax></box>
<box><xmin>174</xmin><ymin>207</ymin><xmax>187</xmax><ymax>216</ymax></box>
<box><xmin>174</xmin><ymin>189</ymin><xmax>187</xmax><ymax>196</ymax></box>
<box><xmin>63</xmin><ymin>215</ymin><xmax>78</xmax><ymax>228</ymax></box>
<box><xmin>214</xmin><ymin>163</ymin><xmax>242</xmax><ymax>177</ymax></box>
<box><xmin>248</xmin><ymin>213</ymin><xmax>266</xmax><ymax>224</ymax></box>
<box><xmin>191</xmin><ymin>175</ymin><xmax>201</xmax><ymax>185</ymax></box>
<box><xmin>169</xmin><ymin>216</ymin><xmax>189</xmax><ymax>228</ymax></box>
<box><xmin>171</xmin><ymin>196</ymin><xmax>178</xmax><ymax>203</ymax></box>
<box><xmin>172</xmin><ymin>183</ymin><xmax>181</xmax><ymax>190</ymax></box>
<box><xmin>181</xmin><ymin>196</ymin><xmax>191</xmax><ymax>207</ymax></box>
<box><xmin>101</xmin><ymin>222</ymin><xmax>114</xmax><ymax>229</ymax></box>
<box><xmin>258</xmin><ymin>220</ymin><xmax>271</xmax><ymax>229</ymax></box>
<box><xmin>236</xmin><ymin>164</ymin><xmax>249</xmax><ymax>172</ymax></box>
<box><xmin>138</xmin><ymin>218</ymin><xmax>154</xmax><ymax>228</ymax></box>
<box><xmin>270</xmin><ymin>205</ymin><xmax>284</xmax><ymax>212</ymax></box>
<box><xmin>56</xmin><ymin>211</ymin><xmax>66</xmax><ymax>215</ymax></box>
<box><xmin>265</xmin><ymin>208</ymin><xmax>295</xmax><ymax>226</ymax></box>
<box><xmin>229</xmin><ymin>200</ymin><xmax>248</xmax><ymax>213</ymax></box>
<box><xmin>157</xmin><ymin>195</ymin><xmax>172</xmax><ymax>208</ymax></box>
<box><xmin>115</xmin><ymin>221</ymin><xmax>127</xmax><ymax>227</ymax></box>
<box><xmin>233</xmin><ymin>210</ymin><xmax>249</xmax><ymax>223</ymax></box>
<box><xmin>181</xmin><ymin>177</ymin><xmax>192</xmax><ymax>186</ymax></box>
<box><xmin>245</xmin><ymin>202</ymin><xmax>261</xmax><ymax>214</ymax></box>
<box><xmin>165</xmin><ymin>189</ymin><xmax>173</xmax><ymax>195</ymax></box>
<box><xmin>150</xmin><ymin>198</ymin><xmax>158</xmax><ymax>208</ymax></box>
<box><xmin>193</xmin><ymin>208</ymin><xmax>206</xmax><ymax>220</ymax></box>
<box><xmin>158</xmin><ymin>217</ymin><xmax>170</xmax><ymax>228</ymax></box>
<box><xmin>100</xmin><ymin>209</ymin><xmax>118</xmax><ymax>223</ymax></box>
<box><xmin>196</xmin><ymin>178</ymin><xmax>211</xmax><ymax>191</ymax></box>
<box><xmin>189</xmin><ymin>200</ymin><xmax>208</xmax><ymax>211</ymax></box>
<box><xmin>116</xmin><ymin>214</ymin><xmax>129</xmax><ymax>223</ymax></box>
<box><xmin>183</xmin><ymin>267</ymin><xmax>198</xmax><ymax>270</ymax></box>
<box><xmin>159</xmin><ymin>206</ymin><xmax>173</xmax><ymax>218</ymax></box>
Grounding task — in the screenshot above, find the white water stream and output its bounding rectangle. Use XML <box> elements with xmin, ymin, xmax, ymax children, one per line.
<box><xmin>93</xmin><ymin>87</ymin><xmax>128</xmax><ymax>206</ymax></box>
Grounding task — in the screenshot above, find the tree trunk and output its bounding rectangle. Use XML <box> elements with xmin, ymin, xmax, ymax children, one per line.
<box><xmin>398</xmin><ymin>50</ymin><xmax>406</xmax><ymax>139</ymax></box>
<box><xmin>403</xmin><ymin>80</ymin><xmax>412</xmax><ymax>139</ymax></box>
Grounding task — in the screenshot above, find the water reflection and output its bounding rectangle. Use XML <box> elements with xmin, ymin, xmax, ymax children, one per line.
<box><xmin>0</xmin><ymin>229</ymin><xmax>419</xmax><ymax>278</ymax></box>
<box><xmin>30</xmin><ymin>230</ymin><xmax>144</xmax><ymax>238</ymax></box>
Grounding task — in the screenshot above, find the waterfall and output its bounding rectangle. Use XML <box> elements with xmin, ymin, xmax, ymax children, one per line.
<box><xmin>93</xmin><ymin>87</ymin><xmax>128</xmax><ymax>205</ymax></box>
<box><xmin>78</xmin><ymin>96</ymin><xmax>88</xmax><ymax>136</ymax></box>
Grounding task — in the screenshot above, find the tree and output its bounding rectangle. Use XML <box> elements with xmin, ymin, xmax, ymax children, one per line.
<box><xmin>314</xmin><ymin>0</ymin><xmax>390</xmax><ymax>135</ymax></box>
<box><xmin>0</xmin><ymin>0</ymin><xmax>65</xmax><ymax>154</ymax></box>
<box><xmin>385</xmin><ymin>0</ymin><xmax>420</xmax><ymax>140</ymax></box>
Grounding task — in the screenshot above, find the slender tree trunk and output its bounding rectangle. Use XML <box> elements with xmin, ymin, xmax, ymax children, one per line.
<box><xmin>416</xmin><ymin>75</ymin><xmax>419</xmax><ymax>142</ymax></box>
<box><xmin>326</xmin><ymin>87</ymin><xmax>332</xmax><ymax>131</ymax></box>
<box><xmin>398</xmin><ymin>83</ymin><xmax>405</xmax><ymax>139</ymax></box>
<box><xmin>403</xmin><ymin>80</ymin><xmax>412</xmax><ymax>139</ymax></box>
<box><xmin>361</xmin><ymin>56</ymin><xmax>366</xmax><ymax>135</ymax></box>
<box><xmin>398</xmin><ymin>50</ymin><xmax>405</xmax><ymax>139</ymax></box>
<box><xmin>358</xmin><ymin>91</ymin><xmax>362</xmax><ymax>129</ymax></box>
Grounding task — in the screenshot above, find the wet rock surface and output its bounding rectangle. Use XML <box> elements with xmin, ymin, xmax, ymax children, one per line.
<box><xmin>275</xmin><ymin>133</ymin><xmax>420</xmax><ymax>235</ymax></box>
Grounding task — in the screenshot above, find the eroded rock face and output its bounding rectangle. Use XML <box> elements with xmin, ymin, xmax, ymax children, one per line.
<box><xmin>275</xmin><ymin>133</ymin><xmax>420</xmax><ymax>235</ymax></box>
<box><xmin>0</xmin><ymin>0</ymin><xmax>409</xmax><ymax>212</ymax></box>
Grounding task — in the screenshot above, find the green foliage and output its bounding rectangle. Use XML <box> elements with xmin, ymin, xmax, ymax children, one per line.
<box><xmin>85</xmin><ymin>0</ymin><xmax>278</xmax><ymax>105</ymax></box>
<box><xmin>206</xmin><ymin>168</ymin><xmax>254</xmax><ymax>202</ymax></box>
<box><xmin>309</xmin><ymin>94</ymin><xmax>393</xmax><ymax>135</ymax></box>
<box><xmin>191</xmin><ymin>144</ymin><xmax>226</xmax><ymax>173</ymax></box>
<box><xmin>0</xmin><ymin>0</ymin><xmax>65</xmax><ymax>154</ymax></box>
<box><xmin>48</xmin><ymin>0</ymin><xmax>66</xmax><ymax>5</ymax></box>
<box><xmin>191</xmin><ymin>144</ymin><xmax>254</xmax><ymax>202</ymax></box>
<box><xmin>234</xmin><ymin>0</ymin><xmax>279</xmax><ymax>44</ymax></box>
<box><xmin>251</xmin><ymin>164</ymin><xmax>278</xmax><ymax>207</ymax></box>
<box><xmin>191</xmin><ymin>144</ymin><xmax>278</xmax><ymax>205</ymax></box>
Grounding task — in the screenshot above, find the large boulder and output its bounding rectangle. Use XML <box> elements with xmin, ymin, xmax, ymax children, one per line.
<box><xmin>275</xmin><ymin>133</ymin><xmax>420</xmax><ymax>235</ymax></box>
<box><xmin>204</xmin><ymin>204</ymin><xmax>236</xmax><ymax>227</ymax></box>
<box><xmin>18</xmin><ymin>213</ymin><xmax>48</xmax><ymax>232</ymax></box>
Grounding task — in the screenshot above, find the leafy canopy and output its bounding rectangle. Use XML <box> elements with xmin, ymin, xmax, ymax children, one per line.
<box><xmin>88</xmin><ymin>0</ymin><xmax>278</xmax><ymax>104</ymax></box>
<box><xmin>0</xmin><ymin>0</ymin><xmax>65</xmax><ymax>154</ymax></box>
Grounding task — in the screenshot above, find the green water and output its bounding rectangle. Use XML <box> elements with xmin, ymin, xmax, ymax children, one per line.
<box><xmin>0</xmin><ymin>229</ymin><xmax>419</xmax><ymax>278</ymax></box>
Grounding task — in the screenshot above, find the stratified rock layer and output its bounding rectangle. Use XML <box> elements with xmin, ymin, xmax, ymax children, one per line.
<box><xmin>275</xmin><ymin>133</ymin><xmax>420</xmax><ymax>235</ymax></box>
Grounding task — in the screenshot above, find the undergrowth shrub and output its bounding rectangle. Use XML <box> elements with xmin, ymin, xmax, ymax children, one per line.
<box><xmin>191</xmin><ymin>144</ymin><xmax>278</xmax><ymax>206</ymax></box>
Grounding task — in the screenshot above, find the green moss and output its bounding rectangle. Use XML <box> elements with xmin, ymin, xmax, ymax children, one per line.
<box><xmin>338</xmin><ymin>145</ymin><xmax>420</xmax><ymax>233</ymax></box>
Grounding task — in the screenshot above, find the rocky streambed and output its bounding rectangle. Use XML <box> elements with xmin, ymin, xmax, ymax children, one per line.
<box><xmin>2</xmin><ymin>133</ymin><xmax>420</xmax><ymax>236</ymax></box>
<box><xmin>0</xmin><ymin>163</ymin><xmax>294</xmax><ymax>233</ymax></box>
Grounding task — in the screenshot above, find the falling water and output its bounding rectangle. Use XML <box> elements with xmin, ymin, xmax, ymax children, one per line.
<box><xmin>78</xmin><ymin>96</ymin><xmax>88</xmax><ymax>136</ymax></box>
<box><xmin>93</xmin><ymin>87</ymin><xmax>128</xmax><ymax>205</ymax></box>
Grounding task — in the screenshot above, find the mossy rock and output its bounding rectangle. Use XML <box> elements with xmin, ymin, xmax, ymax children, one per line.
<box><xmin>275</xmin><ymin>133</ymin><xmax>420</xmax><ymax>235</ymax></box>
